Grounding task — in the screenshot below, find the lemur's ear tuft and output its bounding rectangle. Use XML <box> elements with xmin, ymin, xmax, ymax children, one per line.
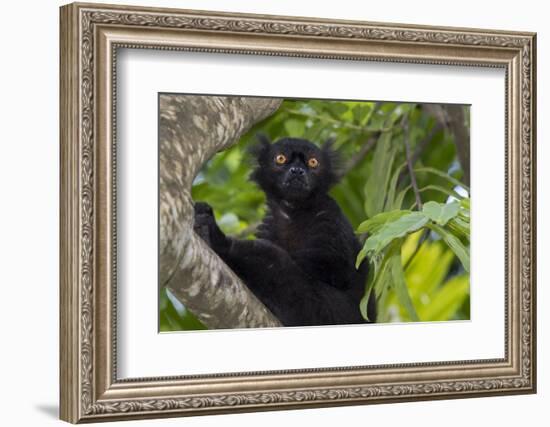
<box><xmin>256</xmin><ymin>133</ymin><xmax>272</xmax><ymax>147</ymax></box>
<box><xmin>248</xmin><ymin>133</ymin><xmax>273</xmax><ymax>187</ymax></box>
<box><xmin>322</xmin><ymin>137</ymin><xmax>343</xmax><ymax>185</ymax></box>
<box><xmin>248</xmin><ymin>133</ymin><xmax>271</xmax><ymax>161</ymax></box>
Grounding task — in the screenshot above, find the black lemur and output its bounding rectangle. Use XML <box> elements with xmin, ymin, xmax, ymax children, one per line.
<box><xmin>193</xmin><ymin>136</ymin><xmax>376</xmax><ymax>326</ymax></box>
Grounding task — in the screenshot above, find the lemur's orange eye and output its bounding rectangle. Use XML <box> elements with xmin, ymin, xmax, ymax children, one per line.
<box><xmin>308</xmin><ymin>158</ymin><xmax>319</xmax><ymax>168</ymax></box>
<box><xmin>275</xmin><ymin>154</ymin><xmax>287</xmax><ymax>165</ymax></box>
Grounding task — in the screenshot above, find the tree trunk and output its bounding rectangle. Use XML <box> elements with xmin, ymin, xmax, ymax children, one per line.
<box><xmin>423</xmin><ymin>104</ymin><xmax>470</xmax><ymax>187</ymax></box>
<box><xmin>159</xmin><ymin>94</ymin><xmax>283</xmax><ymax>329</ymax></box>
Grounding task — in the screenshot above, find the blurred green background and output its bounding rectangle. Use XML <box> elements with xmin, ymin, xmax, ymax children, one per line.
<box><xmin>160</xmin><ymin>99</ymin><xmax>471</xmax><ymax>331</ymax></box>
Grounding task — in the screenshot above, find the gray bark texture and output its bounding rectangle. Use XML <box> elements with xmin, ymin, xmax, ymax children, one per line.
<box><xmin>159</xmin><ymin>94</ymin><xmax>283</xmax><ymax>329</ymax></box>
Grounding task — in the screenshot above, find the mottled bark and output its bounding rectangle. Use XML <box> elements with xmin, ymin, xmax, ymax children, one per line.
<box><xmin>159</xmin><ymin>94</ymin><xmax>283</xmax><ymax>329</ymax></box>
<box><xmin>423</xmin><ymin>104</ymin><xmax>470</xmax><ymax>187</ymax></box>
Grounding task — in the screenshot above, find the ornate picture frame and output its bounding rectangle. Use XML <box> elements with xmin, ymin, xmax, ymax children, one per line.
<box><xmin>60</xmin><ymin>2</ymin><xmax>536</xmax><ymax>423</ymax></box>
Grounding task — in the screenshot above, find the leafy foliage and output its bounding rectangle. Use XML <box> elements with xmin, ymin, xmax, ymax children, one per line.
<box><xmin>356</xmin><ymin>198</ymin><xmax>470</xmax><ymax>321</ymax></box>
<box><xmin>160</xmin><ymin>99</ymin><xmax>471</xmax><ymax>330</ymax></box>
<box><xmin>160</xmin><ymin>288</ymin><xmax>207</xmax><ymax>331</ymax></box>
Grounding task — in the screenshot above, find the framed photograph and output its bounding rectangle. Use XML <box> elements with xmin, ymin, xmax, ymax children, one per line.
<box><xmin>60</xmin><ymin>2</ymin><xmax>537</xmax><ymax>423</ymax></box>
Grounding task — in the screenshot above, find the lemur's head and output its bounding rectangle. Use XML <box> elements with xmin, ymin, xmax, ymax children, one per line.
<box><xmin>250</xmin><ymin>135</ymin><xmax>339</xmax><ymax>203</ymax></box>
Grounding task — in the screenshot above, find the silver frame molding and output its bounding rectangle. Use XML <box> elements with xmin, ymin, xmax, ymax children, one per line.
<box><xmin>60</xmin><ymin>2</ymin><xmax>537</xmax><ymax>423</ymax></box>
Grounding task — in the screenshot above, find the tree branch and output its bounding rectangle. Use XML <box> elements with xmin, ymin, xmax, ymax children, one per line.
<box><xmin>342</xmin><ymin>133</ymin><xmax>379</xmax><ymax>175</ymax></box>
<box><xmin>159</xmin><ymin>94</ymin><xmax>283</xmax><ymax>329</ymax></box>
<box><xmin>397</xmin><ymin>123</ymin><xmax>443</xmax><ymax>186</ymax></box>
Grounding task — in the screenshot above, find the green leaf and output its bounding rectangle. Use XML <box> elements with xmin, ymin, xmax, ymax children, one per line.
<box><xmin>390</xmin><ymin>250</ymin><xmax>419</xmax><ymax>321</ymax></box>
<box><xmin>458</xmin><ymin>208</ymin><xmax>470</xmax><ymax>222</ymax></box>
<box><xmin>327</xmin><ymin>102</ymin><xmax>349</xmax><ymax>118</ymax></box>
<box><xmin>422</xmin><ymin>201</ymin><xmax>460</xmax><ymax>226</ymax></box>
<box><xmin>404</xmin><ymin>239</ymin><xmax>455</xmax><ymax>295</ymax></box>
<box><xmin>333</xmin><ymin>177</ymin><xmax>366</xmax><ymax>228</ymax></box>
<box><xmin>359</xmin><ymin>262</ymin><xmax>376</xmax><ymax>321</ymax></box>
<box><xmin>224</xmin><ymin>149</ymin><xmax>243</xmax><ymax>173</ymax></box>
<box><xmin>417</xmin><ymin>274</ymin><xmax>470</xmax><ymax>321</ymax></box>
<box><xmin>352</xmin><ymin>105</ymin><xmax>363</xmax><ymax>123</ymax></box>
<box><xmin>418</xmin><ymin>185</ymin><xmax>465</xmax><ymax>201</ymax></box>
<box><xmin>359</xmin><ymin>241</ymin><xmax>398</xmax><ymax>320</ymax></box>
<box><xmin>362</xmin><ymin>211</ymin><xmax>429</xmax><ymax>256</ymax></box>
<box><xmin>428</xmin><ymin>223</ymin><xmax>470</xmax><ymax>272</ymax></box>
<box><xmin>284</xmin><ymin>118</ymin><xmax>306</xmax><ymax>136</ymax></box>
<box><xmin>400</xmin><ymin>230</ymin><xmax>422</xmax><ymax>265</ymax></box>
<box><xmin>356</xmin><ymin>209</ymin><xmax>412</xmax><ymax>234</ymax></box>
<box><xmin>385</xmin><ymin>162</ymin><xmax>406</xmax><ymax>211</ymax></box>
<box><xmin>447</xmin><ymin>217</ymin><xmax>470</xmax><ymax>240</ymax></box>
<box><xmin>364</xmin><ymin>132</ymin><xmax>397</xmax><ymax>218</ymax></box>
<box><xmin>159</xmin><ymin>288</ymin><xmax>207</xmax><ymax>331</ymax></box>
<box><xmin>356</xmin><ymin>244</ymin><xmax>369</xmax><ymax>269</ymax></box>
<box><xmin>453</xmin><ymin>216</ymin><xmax>470</xmax><ymax>228</ymax></box>
<box><xmin>415</xmin><ymin>166</ymin><xmax>470</xmax><ymax>192</ymax></box>
<box><xmin>376</xmin><ymin>282</ymin><xmax>391</xmax><ymax>322</ymax></box>
<box><xmin>392</xmin><ymin>185</ymin><xmax>411</xmax><ymax>210</ymax></box>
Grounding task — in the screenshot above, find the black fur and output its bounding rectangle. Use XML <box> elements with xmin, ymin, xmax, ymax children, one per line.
<box><xmin>193</xmin><ymin>136</ymin><xmax>376</xmax><ymax>326</ymax></box>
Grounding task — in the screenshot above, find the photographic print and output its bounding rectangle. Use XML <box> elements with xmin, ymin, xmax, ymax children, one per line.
<box><xmin>59</xmin><ymin>4</ymin><xmax>537</xmax><ymax>423</ymax></box>
<box><xmin>61</xmin><ymin>3</ymin><xmax>535</xmax><ymax>422</ymax></box>
<box><xmin>159</xmin><ymin>95</ymin><xmax>471</xmax><ymax>331</ymax></box>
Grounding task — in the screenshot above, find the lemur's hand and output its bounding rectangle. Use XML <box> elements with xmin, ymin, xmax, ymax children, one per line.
<box><xmin>193</xmin><ymin>202</ymin><xmax>231</xmax><ymax>254</ymax></box>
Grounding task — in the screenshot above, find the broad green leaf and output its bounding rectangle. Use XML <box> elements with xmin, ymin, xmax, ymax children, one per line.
<box><xmin>428</xmin><ymin>223</ymin><xmax>470</xmax><ymax>272</ymax></box>
<box><xmin>283</xmin><ymin>118</ymin><xmax>305</xmax><ymax>136</ymax></box>
<box><xmin>303</xmin><ymin>122</ymin><xmax>324</xmax><ymax>141</ymax></box>
<box><xmin>356</xmin><ymin>209</ymin><xmax>412</xmax><ymax>234</ymax></box>
<box><xmin>422</xmin><ymin>201</ymin><xmax>460</xmax><ymax>226</ymax></box>
<box><xmin>356</xmin><ymin>245</ymin><xmax>369</xmax><ymax>269</ymax></box>
<box><xmin>418</xmin><ymin>185</ymin><xmax>464</xmax><ymax>201</ymax></box>
<box><xmin>376</xmin><ymin>282</ymin><xmax>391</xmax><ymax>323</ymax></box>
<box><xmin>359</xmin><ymin>104</ymin><xmax>375</xmax><ymax>126</ymax></box>
<box><xmin>359</xmin><ymin>261</ymin><xmax>376</xmax><ymax>321</ymax></box>
<box><xmin>326</xmin><ymin>102</ymin><xmax>349</xmax><ymax>118</ymax></box>
<box><xmin>454</xmin><ymin>216</ymin><xmax>470</xmax><ymax>228</ymax></box>
<box><xmin>458</xmin><ymin>209</ymin><xmax>470</xmax><ymax>222</ymax></box>
<box><xmin>392</xmin><ymin>185</ymin><xmax>411</xmax><ymax>210</ymax></box>
<box><xmin>417</xmin><ymin>275</ymin><xmax>470</xmax><ymax>321</ymax></box>
<box><xmin>458</xmin><ymin>198</ymin><xmax>471</xmax><ymax>222</ymax></box>
<box><xmin>224</xmin><ymin>149</ymin><xmax>243</xmax><ymax>173</ymax></box>
<box><xmin>447</xmin><ymin>217</ymin><xmax>470</xmax><ymax>240</ymax></box>
<box><xmin>362</xmin><ymin>211</ymin><xmax>429</xmax><ymax>256</ymax></box>
<box><xmin>400</xmin><ymin>230</ymin><xmax>423</xmax><ymax>265</ymax></box>
<box><xmin>390</xmin><ymin>251</ymin><xmax>419</xmax><ymax>321</ymax></box>
<box><xmin>385</xmin><ymin>162</ymin><xmax>406</xmax><ymax>211</ymax></box>
<box><xmin>366</xmin><ymin>111</ymin><xmax>388</xmax><ymax>131</ymax></box>
<box><xmin>364</xmin><ymin>132</ymin><xmax>396</xmax><ymax>218</ymax></box>
<box><xmin>405</xmin><ymin>240</ymin><xmax>455</xmax><ymax>295</ymax></box>
<box><xmin>352</xmin><ymin>105</ymin><xmax>363</xmax><ymax>123</ymax></box>
<box><xmin>333</xmin><ymin>178</ymin><xmax>366</xmax><ymax>229</ymax></box>
<box><xmin>159</xmin><ymin>288</ymin><xmax>207</xmax><ymax>331</ymax></box>
<box><xmin>415</xmin><ymin>166</ymin><xmax>470</xmax><ymax>192</ymax></box>
<box><xmin>359</xmin><ymin>242</ymin><xmax>398</xmax><ymax>320</ymax></box>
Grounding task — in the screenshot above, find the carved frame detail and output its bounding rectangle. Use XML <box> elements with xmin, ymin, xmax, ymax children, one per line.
<box><xmin>60</xmin><ymin>2</ymin><xmax>536</xmax><ymax>423</ymax></box>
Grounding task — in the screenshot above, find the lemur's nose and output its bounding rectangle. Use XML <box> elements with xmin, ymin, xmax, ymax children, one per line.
<box><xmin>289</xmin><ymin>166</ymin><xmax>305</xmax><ymax>176</ymax></box>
